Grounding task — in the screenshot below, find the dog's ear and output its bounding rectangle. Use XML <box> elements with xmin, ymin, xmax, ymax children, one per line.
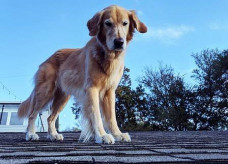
<box><xmin>129</xmin><ymin>10</ymin><xmax>147</xmax><ymax>33</ymax></box>
<box><xmin>87</xmin><ymin>11</ymin><xmax>104</xmax><ymax>36</ymax></box>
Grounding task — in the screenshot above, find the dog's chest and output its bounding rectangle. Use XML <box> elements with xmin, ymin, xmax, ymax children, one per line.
<box><xmin>99</xmin><ymin>62</ymin><xmax>123</xmax><ymax>98</ymax></box>
<box><xmin>106</xmin><ymin>69</ymin><xmax>120</xmax><ymax>88</ymax></box>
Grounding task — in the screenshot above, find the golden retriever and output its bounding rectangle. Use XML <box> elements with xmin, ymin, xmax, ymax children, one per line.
<box><xmin>18</xmin><ymin>5</ymin><xmax>147</xmax><ymax>144</ymax></box>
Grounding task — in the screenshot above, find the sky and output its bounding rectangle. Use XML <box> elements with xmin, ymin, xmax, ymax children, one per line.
<box><xmin>0</xmin><ymin>0</ymin><xmax>228</xmax><ymax>131</ymax></box>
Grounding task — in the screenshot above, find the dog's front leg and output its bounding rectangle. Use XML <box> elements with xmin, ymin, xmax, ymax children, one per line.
<box><xmin>102</xmin><ymin>90</ymin><xmax>131</xmax><ymax>142</ymax></box>
<box><xmin>84</xmin><ymin>87</ymin><xmax>115</xmax><ymax>144</ymax></box>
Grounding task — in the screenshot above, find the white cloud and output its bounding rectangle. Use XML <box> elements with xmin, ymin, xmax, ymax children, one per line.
<box><xmin>209</xmin><ymin>22</ymin><xmax>228</xmax><ymax>30</ymax></box>
<box><xmin>136</xmin><ymin>25</ymin><xmax>195</xmax><ymax>45</ymax></box>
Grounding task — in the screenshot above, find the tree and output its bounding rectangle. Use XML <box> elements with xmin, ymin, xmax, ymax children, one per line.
<box><xmin>115</xmin><ymin>67</ymin><xmax>137</xmax><ymax>130</ymax></box>
<box><xmin>139</xmin><ymin>64</ymin><xmax>192</xmax><ymax>131</ymax></box>
<box><xmin>191</xmin><ymin>49</ymin><xmax>228</xmax><ymax>130</ymax></box>
<box><xmin>72</xmin><ymin>101</ymin><xmax>81</xmax><ymax>120</ymax></box>
<box><xmin>115</xmin><ymin>68</ymin><xmax>153</xmax><ymax>130</ymax></box>
<box><xmin>132</xmin><ymin>85</ymin><xmax>151</xmax><ymax>127</ymax></box>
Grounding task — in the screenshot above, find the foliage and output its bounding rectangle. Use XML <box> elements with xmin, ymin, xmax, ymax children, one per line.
<box><xmin>190</xmin><ymin>49</ymin><xmax>228</xmax><ymax>130</ymax></box>
<box><xmin>115</xmin><ymin>68</ymin><xmax>136</xmax><ymax>129</ymax></box>
<box><xmin>71</xmin><ymin>101</ymin><xmax>81</xmax><ymax>120</ymax></box>
<box><xmin>139</xmin><ymin>65</ymin><xmax>192</xmax><ymax>130</ymax></box>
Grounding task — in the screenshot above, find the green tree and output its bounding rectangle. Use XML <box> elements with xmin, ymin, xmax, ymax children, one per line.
<box><xmin>191</xmin><ymin>49</ymin><xmax>228</xmax><ymax>130</ymax></box>
<box><xmin>72</xmin><ymin>101</ymin><xmax>81</xmax><ymax>120</ymax></box>
<box><xmin>115</xmin><ymin>67</ymin><xmax>137</xmax><ymax>130</ymax></box>
<box><xmin>132</xmin><ymin>85</ymin><xmax>151</xmax><ymax>126</ymax></box>
<box><xmin>139</xmin><ymin>64</ymin><xmax>192</xmax><ymax>131</ymax></box>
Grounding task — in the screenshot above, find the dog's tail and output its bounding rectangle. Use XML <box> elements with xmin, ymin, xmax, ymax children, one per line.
<box><xmin>18</xmin><ymin>91</ymin><xmax>35</xmax><ymax>118</ymax></box>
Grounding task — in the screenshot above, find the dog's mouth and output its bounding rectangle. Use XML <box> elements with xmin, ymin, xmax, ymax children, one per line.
<box><xmin>114</xmin><ymin>47</ymin><xmax>124</xmax><ymax>52</ymax></box>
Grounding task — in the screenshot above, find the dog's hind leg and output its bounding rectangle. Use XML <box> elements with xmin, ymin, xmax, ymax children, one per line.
<box><xmin>26</xmin><ymin>78</ymin><xmax>56</xmax><ymax>141</ymax></box>
<box><xmin>47</xmin><ymin>89</ymin><xmax>70</xmax><ymax>141</ymax></box>
<box><xmin>26</xmin><ymin>109</ymin><xmax>40</xmax><ymax>141</ymax></box>
<box><xmin>26</xmin><ymin>95</ymin><xmax>53</xmax><ymax>141</ymax></box>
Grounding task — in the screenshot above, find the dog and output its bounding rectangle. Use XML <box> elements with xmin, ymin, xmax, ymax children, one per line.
<box><xmin>18</xmin><ymin>5</ymin><xmax>147</xmax><ymax>144</ymax></box>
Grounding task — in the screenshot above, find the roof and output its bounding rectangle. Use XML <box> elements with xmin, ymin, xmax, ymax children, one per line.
<box><xmin>0</xmin><ymin>131</ymin><xmax>228</xmax><ymax>163</ymax></box>
<box><xmin>0</xmin><ymin>101</ymin><xmax>21</xmax><ymax>104</ymax></box>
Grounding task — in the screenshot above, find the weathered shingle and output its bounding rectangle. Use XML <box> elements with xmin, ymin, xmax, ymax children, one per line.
<box><xmin>0</xmin><ymin>131</ymin><xmax>228</xmax><ymax>163</ymax></box>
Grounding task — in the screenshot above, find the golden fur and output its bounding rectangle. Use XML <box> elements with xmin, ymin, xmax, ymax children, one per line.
<box><xmin>18</xmin><ymin>5</ymin><xmax>147</xmax><ymax>144</ymax></box>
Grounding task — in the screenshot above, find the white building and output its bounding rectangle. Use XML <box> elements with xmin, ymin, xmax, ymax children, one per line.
<box><xmin>0</xmin><ymin>101</ymin><xmax>51</xmax><ymax>132</ymax></box>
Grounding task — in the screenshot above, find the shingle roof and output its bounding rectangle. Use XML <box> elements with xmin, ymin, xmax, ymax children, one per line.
<box><xmin>0</xmin><ymin>131</ymin><xmax>228</xmax><ymax>163</ymax></box>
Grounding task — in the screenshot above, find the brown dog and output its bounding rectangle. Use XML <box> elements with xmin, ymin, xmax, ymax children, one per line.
<box><xmin>18</xmin><ymin>5</ymin><xmax>147</xmax><ymax>144</ymax></box>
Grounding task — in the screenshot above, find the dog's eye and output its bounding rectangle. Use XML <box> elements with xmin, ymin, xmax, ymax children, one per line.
<box><xmin>123</xmin><ymin>21</ymin><xmax>128</xmax><ymax>26</ymax></box>
<box><xmin>105</xmin><ymin>21</ymin><xmax>112</xmax><ymax>27</ymax></box>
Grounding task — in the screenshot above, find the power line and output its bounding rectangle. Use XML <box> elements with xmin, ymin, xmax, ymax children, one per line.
<box><xmin>0</xmin><ymin>81</ymin><xmax>22</xmax><ymax>101</ymax></box>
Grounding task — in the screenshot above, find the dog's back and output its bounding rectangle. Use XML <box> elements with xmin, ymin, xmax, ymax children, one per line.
<box><xmin>18</xmin><ymin>49</ymin><xmax>77</xmax><ymax>118</ymax></box>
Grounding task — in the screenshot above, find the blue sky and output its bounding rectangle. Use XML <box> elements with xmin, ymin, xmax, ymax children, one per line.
<box><xmin>0</xmin><ymin>0</ymin><xmax>228</xmax><ymax>131</ymax></box>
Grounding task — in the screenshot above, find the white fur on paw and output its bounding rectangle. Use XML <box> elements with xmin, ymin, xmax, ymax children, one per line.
<box><xmin>95</xmin><ymin>134</ymin><xmax>115</xmax><ymax>144</ymax></box>
<box><xmin>47</xmin><ymin>133</ymin><xmax>64</xmax><ymax>141</ymax></box>
<box><xmin>114</xmin><ymin>133</ymin><xmax>131</xmax><ymax>142</ymax></box>
<box><xmin>26</xmin><ymin>133</ymin><xmax>39</xmax><ymax>141</ymax></box>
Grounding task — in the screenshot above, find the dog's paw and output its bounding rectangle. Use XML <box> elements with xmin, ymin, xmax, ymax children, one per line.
<box><xmin>26</xmin><ymin>132</ymin><xmax>40</xmax><ymax>141</ymax></box>
<box><xmin>95</xmin><ymin>134</ymin><xmax>115</xmax><ymax>144</ymax></box>
<box><xmin>114</xmin><ymin>133</ymin><xmax>131</xmax><ymax>142</ymax></box>
<box><xmin>47</xmin><ymin>133</ymin><xmax>64</xmax><ymax>141</ymax></box>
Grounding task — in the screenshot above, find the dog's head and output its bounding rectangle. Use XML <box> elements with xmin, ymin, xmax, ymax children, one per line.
<box><xmin>87</xmin><ymin>5</ymin><xmax>147</xmax><ymax>52</ymax></box>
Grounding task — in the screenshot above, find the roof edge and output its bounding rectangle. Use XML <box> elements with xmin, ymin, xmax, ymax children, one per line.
<box><xmin>0</xmin><ymin>101</ymin><xmax>22</xmax><ymax>104</ymax></box>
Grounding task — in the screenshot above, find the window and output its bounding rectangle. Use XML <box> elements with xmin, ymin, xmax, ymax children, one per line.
<box><xmin>0</xmin><ymin>112</ymin><xmax>8</xmax><ymax>125</ymax></box>
<box><xmin>10</xmin><ymin>112</ymin><xmax>24</xmax><ymax>125</ymax></box>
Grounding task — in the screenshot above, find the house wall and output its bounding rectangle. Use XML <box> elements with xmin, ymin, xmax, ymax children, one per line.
<box><xmin>0</xmin><ymin>102</ymin><xmax>50</xmax><ymax>132</ymax></box>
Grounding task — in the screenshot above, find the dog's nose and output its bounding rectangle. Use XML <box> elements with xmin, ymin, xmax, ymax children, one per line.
<box><xmin>114</xmin><ymin>38</ymin><xmax>124</xmax><ymax>49</ymax></box>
